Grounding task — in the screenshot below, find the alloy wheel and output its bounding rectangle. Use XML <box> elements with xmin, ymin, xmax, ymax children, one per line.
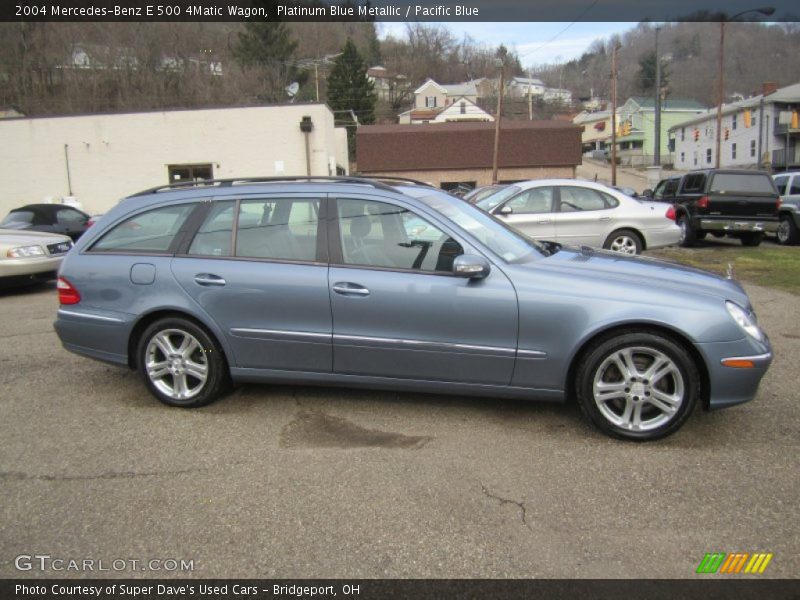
<box><xmin>609</xmin><ymin>235</ymin><xmax>638</xmax><ymax>254</ymax></box>
<box><xmin>145</xmin><ymin>328</ymin><xmax>209</xmax><ymax>401</ymax></box>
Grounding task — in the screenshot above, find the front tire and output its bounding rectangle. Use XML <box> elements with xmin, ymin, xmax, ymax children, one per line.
<box><xmin>603</xmin><ymin>229</ymin><xmax>643</xmax><ymax>255</ymax></box>
<box><xmin>777</xmin><ymin>215</ymin><xmax>798</xmax><ymax>245</ymax></box>
<box><xmin>137</xmin><ymin>317</ymin><xmax>230</xmax><ymax>408</ymax></box>
<box><xmin>575</xmin><ymin>331</ymin><xmax>699</xmax><ymax>441</ymax></box>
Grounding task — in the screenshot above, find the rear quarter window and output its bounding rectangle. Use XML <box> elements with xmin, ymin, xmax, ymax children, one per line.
<box><xmin>710</xmin><ymin>174</ymin><xmax>776</xmax><ymax>194</ymax></box>
<box><xmin>680</xmin><ymin>174</ymin><xmax>706</xmax><ymax>193</ymax></box>
<box><xmin>91</xmin><ymin>204</ymin><xmax>195</xmax><ymax>253</ymax></box>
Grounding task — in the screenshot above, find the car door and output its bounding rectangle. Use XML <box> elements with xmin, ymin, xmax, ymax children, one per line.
<box><xmin>170</xmin><ymin>194</ymin><xmax>332</xmax><ymax>373</ymax></box>
<box><xmin>492</xmin><ymin>186</ymin><xmax>557</xmax><ymax>241</ymax></box>
<box><xmin>553</xmin><ymin>185</ymin><xmax>616</xmax><ymax>246</ymax></box>
<box><xmin>328</xmin><ymin>194</ymin><xmax>518</xmax><ymax>386</ymax></box>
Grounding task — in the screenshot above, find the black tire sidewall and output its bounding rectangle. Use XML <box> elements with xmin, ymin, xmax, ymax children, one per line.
<box><xmin>137</xmin><ymin>317</ymin><xmax>229</xmax><ymax>408</ymax></box>
<box><xmin>575</xmin><ymin>332</ymin><xmax>699</xmax><ymax>441</ymax></box>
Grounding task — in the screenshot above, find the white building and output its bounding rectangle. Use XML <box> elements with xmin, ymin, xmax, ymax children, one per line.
<box><xmin>669</xmin><ymin>82</ymin><xmax>800</xmax><ymax>171</ymax></box>
<box><xmin>0</xmin><ymin>104</ymin><xmax>349</xmax><ymax>216</ymax></box>
<box><xmin>411</xmin><ymin>79</ymin><xmax>479</xmax><ymax>109</ymax></box>
<box><xmin>506</xmin><ymin>76</ymin><xmax>545</xmax><ymax>98</ymax></box>
<box><xmin>398</xmin><ymin>96</ymin><xmax>494</xmax><ymax>125</ymax></box>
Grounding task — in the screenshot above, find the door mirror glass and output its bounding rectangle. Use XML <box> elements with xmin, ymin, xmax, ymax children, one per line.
<box><xmin>498</xmin><ymin>205</ymin><xmax>513</xmax><ymax>215</ymax></box>
<box><xmin>453</xmin><ymin>254</ymin><xmax>491</xmax><ymax>279</ymax></box>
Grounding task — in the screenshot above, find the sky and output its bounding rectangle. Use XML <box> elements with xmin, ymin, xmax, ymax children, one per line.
<box><xmin>377</xmin><ymin>22</ymin><xmax>633</xmax><ymax>66</ymax></box>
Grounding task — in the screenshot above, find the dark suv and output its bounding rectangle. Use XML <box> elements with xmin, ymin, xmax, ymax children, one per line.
<box><xmin>647</xmin><ymin>170</ymin><xmax>780</xmax><ymax>247</ymax></box>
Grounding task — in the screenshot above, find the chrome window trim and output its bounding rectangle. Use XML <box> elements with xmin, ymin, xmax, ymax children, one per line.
<box><xmin>719</xmin><ymin>352</ymin><xmax>772</xmax><ymax>365</ymax></box>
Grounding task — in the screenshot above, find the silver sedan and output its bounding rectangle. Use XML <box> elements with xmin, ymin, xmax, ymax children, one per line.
<box><xmin>476</xmin><ymin>179</ymin><xmax>680</xmax><ymax>254</ymax></box>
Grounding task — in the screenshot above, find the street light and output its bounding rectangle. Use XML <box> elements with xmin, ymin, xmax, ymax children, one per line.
<box><xmin>715</xmin><ymin>6</ymin><xmax>775</xmax><ymax>168</ymax></box>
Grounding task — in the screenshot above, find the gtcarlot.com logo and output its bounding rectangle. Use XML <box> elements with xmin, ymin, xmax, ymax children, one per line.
<box><xmin>15</xmin><ymin>554</ymin><xmax>194</xmax><ymax>572</ymax></box>
<box><xmin>696</xmin><ymin>552</ymin><xmax>773</xmax><ymax>574</ymax></box>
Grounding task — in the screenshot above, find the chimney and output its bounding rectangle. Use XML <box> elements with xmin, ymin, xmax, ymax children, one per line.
<box><xmin>762</xmin><ymin>82</ymin><xmax>778</xmax><ymax>96</ymax></box>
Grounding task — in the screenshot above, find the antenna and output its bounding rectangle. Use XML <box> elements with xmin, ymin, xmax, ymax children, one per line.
<box><xmin>285</xmin><ymin>82</ymin><xmax>300</xmax><ymax>103</ymax></box>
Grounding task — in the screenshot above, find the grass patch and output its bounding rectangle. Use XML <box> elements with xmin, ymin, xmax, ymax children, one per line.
<box><xmin>647</xmin><ymin>242</ymin><xmax>800</xmax><ymax>295</ymax></box>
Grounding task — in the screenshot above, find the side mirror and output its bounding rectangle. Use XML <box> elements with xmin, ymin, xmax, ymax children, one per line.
<box><xmin>453</xmin><ymin>254</ymin><xmax>491</xmax><ymax>279</ymax></box>
<box><xmin>498</xmin><ymin>205</ymin><xmax>513</xmax><ymax>215</ymax></box>
<box><xmin>642</xmin><ymin>188</ymin><xmax>653</xmax><ymax>199</ymax></box>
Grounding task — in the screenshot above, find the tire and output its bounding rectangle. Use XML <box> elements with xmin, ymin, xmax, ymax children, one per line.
<box><xmin>776</xmin><ymin>215</ymin><xmax>798</xmax><ymax>245</ymax></box>
<box><xmin>575</xmin><ymin>331</ymin><xmax>700</xmax><ymax>441</ymax></box>
<box><xmin>137</xmin><ymin>317</ymin><xmax>230</xmax><ymax>408</ymax></box>
<box><xmin>678</xmin><ymin>215</ymin><xmax>697</xmax><ymax>247</ymax></box>
<box><xmin>740</xmin><ymin>232</ymin><xmax>763</xmax><ymax>247</ymax></box>
<box><xmin>603</xmin><ymin>229</ymin><xmax>643</xmax><ymax>255</ymax></box>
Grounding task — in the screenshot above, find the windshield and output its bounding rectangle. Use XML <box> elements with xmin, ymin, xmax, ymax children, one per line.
<box><xmin>1</xmin><ymin>211</ymin><xmax>34</xmax><ymax>225</ymax></box>
<box><xmin>476</xmin><ymin>185</ymin><xmax>521</xmax><ymax>211</ymax></box>
<box><xmin>408</xmin><ymin>188</ymin><xmax>544</xmax><ymax>263</ymax></box>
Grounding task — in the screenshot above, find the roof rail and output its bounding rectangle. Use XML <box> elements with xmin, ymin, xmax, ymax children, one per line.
<box><xmin>127</xmin><ymin>175</ymin><xmax>420</xmax><ymax>198</ymax></box>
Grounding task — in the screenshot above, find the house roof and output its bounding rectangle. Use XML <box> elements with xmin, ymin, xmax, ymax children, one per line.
<box><xmin>509</xmin><ymin>76</ymin><xmax>544</xmax><ymax>87</ymax></box>
<box><xmin>413</xmin><ymin>79</ymin><xmax>447</xmax><ymax>95</ymax></box>
<box><xmin>667</xmin><ymin>81</ymin><xmax>800</xmax><ymax>131</ymax></box>
<box><xmin>573</xmin><ymin>110</ymin><xmax>613</xmax><ymax>124</ymax></box>
<box><xmin>626</xmin><ymin>96</ymin><xmax>707</xmax><ymax>111</ymax></box>
<box><xmin>441</xmin><ymin>82</ymin><xmax>478</xmax><ymax>97</ymax></box>
<box><xmin>357</xmin><ymin>121</ymin><xmax>582</xmax><ymax>172</ymax></box>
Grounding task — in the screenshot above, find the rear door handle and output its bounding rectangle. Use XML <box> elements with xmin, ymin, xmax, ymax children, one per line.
<box><xmin>332</xmin><ymin>282</ymin><xmax>370</xmax><ymax>296</ymax></box>
<box><xmin>194</xmin><ymin>274</ymin><xmax>226</xmax><ymax>287</ymax></box>
<box><xmin>599</xmin><ymin>216</ymin><xmax>612</xmax><ymax>222</ymax></box>
<box><xmin>538</xmin><ymin>219</ymin><xmax>551</xmax><ymax>224</ymax></box>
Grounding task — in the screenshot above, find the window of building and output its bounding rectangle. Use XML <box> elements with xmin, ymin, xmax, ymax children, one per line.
<box><xmin>751</xmin><ymin>140</ymin><xmax>757</xmax><ymax>157</ymax></box>
<box><xmin>168</xmin><ymin>163</ymin><xmax>213</xmax><ymax>183</ymax></box>
<box><xmin>732</xmin><ymin>143</ymin><xmax>737</xmax><ymax>160</ymax></box>
<box><xmin>425</xmin><ymin>96</ymin><xmax>437</xmax><ymax>108</ymax></box>
<box><xmin>681</xmin><ymin>128</ymin><xmax>685</xmax><ymax>141</ymax></box>
<box><xmin>693</xmin><ymin>151</ymin><xmax>698</xmax><ymax>166</ymax></box>
<box><xmin>732</xmin><ymin>113</ymin><xmax>738</xmax><ymax>130</ymax></box>
<box><xmin>680</xmin><ymin>152</ymin><xmax>685</xmax><ymax>163</ymax></box>
<box><xmin>460</xmin><ymin>101</ymin><xmax>466</xmax><ymax>114</ymax></box>
<box><xmin>706</xmin><ymin>148</ymin><xmax>712</xmax><ymax>164</ymax></box>
<box><xmin>92</xmin><ymin>204</ymin><xmax>195</xmax><ymax>253</ymax></box>
<box><xmin>336</xmin><ymin>198</ymin><xmax>463</xmax><ymax>273</ymax></box>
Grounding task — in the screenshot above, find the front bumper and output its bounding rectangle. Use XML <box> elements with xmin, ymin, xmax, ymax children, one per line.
<box><xmin>697</xmin><ymin>336</ymin><xmax>773</xmax><ymax>409</ymax></box>
<box><xmin>699</xmin><ymin>218</ymin><xmax>778</xmax><ymax>234</ymax></box>
<box><xmin>0</xmin><ymin>256</ymin><xmax>63</xmax><ymax>287</ymax></box>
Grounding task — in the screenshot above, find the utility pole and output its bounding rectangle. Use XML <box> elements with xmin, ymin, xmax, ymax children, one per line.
<box><xmin>611</xmin><ymin>44</ymin><xmax>618</xmax><ymax>186</ymax></box>
<box><xmin>492</xmin><ymin>59</ymin><xmax>505</xmax><ymax>184</ymax></box>
<box><xmin>715</xmin><ymin>21</ymin><xmax>725</xmax><ymax>168</ymax></box>
<box><xmin>314</xmin><ymin>62</ymin><xmax>319</xmax><ymax>102</ymax></box>
<box><xmin>528</xmin><ymin>74</ymin><xmax>533</xmax><ymax>121</ymax></box>
<box><xmin>653</xmin><ymin>26</ymin><xmax>662</xmax><ymax>166</ymax></box>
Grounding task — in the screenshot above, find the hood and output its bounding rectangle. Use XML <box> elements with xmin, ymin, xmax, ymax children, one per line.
<box><xmin>0</xmin><ymin>228</ymin><xmax>71</xmax><ymax>246</ymax></box>
<box><xmin>536</xmin><ymin>245</ymin><xmax>750</xmax><ymax>307</ymax></box>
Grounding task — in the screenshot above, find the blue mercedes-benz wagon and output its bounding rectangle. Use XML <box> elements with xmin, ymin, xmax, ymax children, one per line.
<box><xmin>54</xmin><ymin>177</ymin><xmax>772</xmax><ymax>440</ymax></box>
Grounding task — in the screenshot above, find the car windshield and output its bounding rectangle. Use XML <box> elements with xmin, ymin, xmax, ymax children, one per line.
<box><xmin>476</xmin><ymin>185</ymin><xmax>521</xmax><ymax>211</ymax></box>
<box><xmin>404</xmin><ymin>187</ymin><xmax>545</xmax><ymax>263</ymax></box>
<box><xmin>1</xmin><ymin>211</ymin><xmax>34</xmax><ymax>225</ymax></box>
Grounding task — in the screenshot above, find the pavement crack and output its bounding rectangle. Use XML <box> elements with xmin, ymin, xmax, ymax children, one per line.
<box><xmin>480</xmin><ymin>481</ymin><xmax>530</xmax><ymax>529</ymax></box>
<box><xmin>0</xmin><ymin>466</ymin><xmax>215</xmax><ymax>482</ymax></box>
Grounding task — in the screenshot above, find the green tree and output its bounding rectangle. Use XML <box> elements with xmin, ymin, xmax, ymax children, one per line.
<box><xmin>635</xmin><ymin>49</ymin><xmax>670</xmax><ymax>94</ymax></box>
<box><xmin>327</xmin><ymin>38</ymin><xmax>376</xmax><ymax>159</ymax></box>
<box><xmin>234</xmin><ymin>18</ymin><xmax>298</xmax><ymax>102</ymax></box>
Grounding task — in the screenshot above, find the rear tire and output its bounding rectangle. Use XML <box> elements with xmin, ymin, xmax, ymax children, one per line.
<box><xmin>137</xmin><ymin>317</ymin><xmax>230</xmax><ymax>408</ymax></box>
<box><xmin>575</xmin><ymin>331</ymin><xmax>699</xmax><ymax>441</ymax></box>
<box><xmin>777</xmin><ymin>215</ymin><xmax>798</xmax><ymax>245</ymax></box>
<box><xmin>603</xmin><ymin>229</ymin><xmax>643</xmax><ymax>255</ymax></box>
<box><xmin>678</xmin><ymin>215</ymin><xmax>697</xmax><ymax>247</ymax></box>
<box><xmin>740</xmin><ymin>232</ymin><xmax>763</xmax><ymax>247</ymax></box>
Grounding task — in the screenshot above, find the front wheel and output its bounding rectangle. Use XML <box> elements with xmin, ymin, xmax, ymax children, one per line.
<box><xmin>137</xmin><ymin>317</ymin><xmax>230</xmax><ymax>408</ymax></box>
<box><xmin>777</xmin><ymin>215</ymin><xmax>798</xmax><ymax>245</ymax></box>
<box><xmin>575</xmin><ymin>332</ymin><xmax>700</xmax><ymax>441</ymax></box>
<box><xmin>603</xmin><ymin>229</ymin><xmax>643</xmax><ymax>255</ymax></box>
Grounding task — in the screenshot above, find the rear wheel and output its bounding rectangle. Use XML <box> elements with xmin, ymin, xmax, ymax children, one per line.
<box><xmin>575</xmin><ymin>331</ymin><xmax>699</xmax><ymax>441</ymax></box>
<box><xmin>678</xmin><ymin>215</ymin><xmax>697</xmax><ymax>247</ymax></box>
<box><xmin>776</xmin><ymin>215</ymin><xmax>798</xmax><ymax>245</ymax></box>
<box><xmin>603</xmin><ymin>229</ymin><xmax>643</xmax><ymax>255</ymax></box>
<box><xmin>137</xmin><ymin>317</ymin><xmax>230</xmax><ymax>408</ymax></box>
<box><xmin>740</xmin><ymin>232</ymin><xmax>763</xmax><ymax>247</ymax></box>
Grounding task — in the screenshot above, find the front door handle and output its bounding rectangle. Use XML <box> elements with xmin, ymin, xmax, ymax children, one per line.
<box><xmin>194</xmin><ymin>274</ymin><xmax>226</xmax><ymax>287</ymax></box>
<box><xmin>332</xmin><ymin>282</ymin><xmax>370</xmax><ymax>296</ymax></box>
<box><xmin>538</xmin><ymin>219</ymin><xmax>551</xmax><ymax>224</ymax></box>
<box><xmin>599</xmin><ymin>216</ymin><xmax>612</xmax><ymax>222</ymax></box>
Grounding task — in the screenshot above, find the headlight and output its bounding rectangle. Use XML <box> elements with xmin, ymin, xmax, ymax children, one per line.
<box><xmin>7</xmin><ymin>245</ymin><xmax>45</xmax><ymax>258</ymax></box>
<box><xmin>726</xmin><ymin>301</ymin><xmax>764</xmax><ymax>342</ymax></box>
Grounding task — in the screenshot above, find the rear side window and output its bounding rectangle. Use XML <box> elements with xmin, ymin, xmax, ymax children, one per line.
<box><xmin>681</xmin><ymin>174</ymin><xmax>706</xmax><ymax>193</ymax></box>
<box><xmin>559</xmin><ymin>187</ymin><xmax>608</xmax><ymax>212</ymax></box>
<box><xmin>710</xmin><ymin>174</ymin><xmax>775</xmax><ymax>194</ymax></box>
<box><xmin>235</xmin><ymin>198</ymin><xmax>319</xmax><ymax>262</ymax></box>
<box><xmin>92</xmin><ymin>204</ymin><xmax>194</xmax><ymax>253</ymax></box>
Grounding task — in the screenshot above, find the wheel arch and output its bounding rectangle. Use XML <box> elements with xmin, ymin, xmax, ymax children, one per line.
<box><xmin>604</xmin><ymin>226</ymin><xmax>647</xmax><ymax>251</ymax></box>
<box><xmin>564</xmin><ymin>321</ymin><xmax>711</xmax><ymax>410</ymax></box>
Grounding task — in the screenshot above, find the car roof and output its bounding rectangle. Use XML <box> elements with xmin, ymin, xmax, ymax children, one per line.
<box><xmin>11</xmin><ymin>204</ymin><xmax>87</xmax><ymax>214</ymax></box>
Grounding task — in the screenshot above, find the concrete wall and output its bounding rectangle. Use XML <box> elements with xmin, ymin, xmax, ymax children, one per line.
<box><xmin>0</xmin><ymin>104</ymin><xmax>348</xmax><ymax>215</ymax></box>
<box><xmin>362</xmin><ymin>166</ymin><xmax>575</xmax><ymax>188</ymax></box>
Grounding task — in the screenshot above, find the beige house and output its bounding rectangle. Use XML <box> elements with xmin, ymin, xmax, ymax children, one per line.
<box><xmin>412</xmin><ymin>79</ymin><xmax>479</xmax><ymax>110</ymax></box>
<box><xmin>0</xmin><ymin>104</ymin><xmax>348</xmax><ymax>216</ymax></box>
<box><xmin>573</xmin><ymin>110</ymin><xmax>614</xmax><ymax>154</ymax></box>
<box><xmin>398</xmin><ymin>96</ymin><xmax>494</xmax><ymax>125</ymax></box>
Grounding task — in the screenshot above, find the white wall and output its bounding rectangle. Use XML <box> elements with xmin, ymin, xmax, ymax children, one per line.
<box><xmin>0</xmin><ymin>104</ymin><xmax>348</xmax><ymax>215</ymax></box>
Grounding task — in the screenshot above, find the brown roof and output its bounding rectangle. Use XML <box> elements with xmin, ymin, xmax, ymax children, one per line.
<box><xmin>357</xmin><ymin>121</ymin><xmax>582</xmax><ymax>172</ymax></box>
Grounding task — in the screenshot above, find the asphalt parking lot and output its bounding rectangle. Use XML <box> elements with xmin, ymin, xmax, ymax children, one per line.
<box><xmin>1</xmin><ymin>278</ymin><xmax>798</xmax><ymax>579</ymax></box>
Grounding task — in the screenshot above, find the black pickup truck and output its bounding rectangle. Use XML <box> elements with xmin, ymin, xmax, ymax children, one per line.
<box><xmin>645</xmin><ymin>169</ymin><xmax>780</xmax><ymax>247</ymax></box>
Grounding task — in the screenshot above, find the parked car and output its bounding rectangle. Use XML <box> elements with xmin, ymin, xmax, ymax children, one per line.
<box><xmin>0</xmin><ymin>229</ymin><xmax>73</xmax><ymax>288</ymax></box>
<box><xmin>772</xmin><ymin>172</ymin><xmax>800</xmax><ymax>245</ymax></box>
<box><xmin>645</xmin><ymin>170</ymin><xmax>780</xmax><ymax>247</ymax></box>
<box><xmin>0</xmin><ymin>204</ymin><xmax>92</xmax><ymax>241</ymax></box>
<box><xmin>54</xmin><ymin>176</ymin><xmax>772</xmax><ymax>441</ymax></box>
<box><xmin>463</xmin><ymin>184</ymin><xmax>506</xmax><ymax>204</ymax></box>
<box><xmin>611</xmin><ymin>185</ymin><xmax>639</xmax><ymax>198</ymax></box>
<box><xmin>474</xmin><ymin>179</ymin><xmax>679</xmax><ymax>255</ymax></box>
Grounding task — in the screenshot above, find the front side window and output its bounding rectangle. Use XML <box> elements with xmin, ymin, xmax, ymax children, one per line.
<box><xmin>476</xmin><ymin>185</ymin><xmax>521</xmax><ymax>211</ymax></box>
<box><xmin>559</xmin><ymin>187</ymin><xmax>608</xmax><ymax>212</ymax></box>
<box><xmin>505</xmin><ymin>187</ymin><xmax>554</xmax><ymax>214</ymax></box>
<box><xmin>235</xmin><ymin>198</ymin><xmax>319</xmax><ymax>262</ymax></box>
<box><xmin>337</xmin><ymin>199</ymin><xmax>463</xmax><ymax>272</ymax></box>
<box><xmin>93</xmin><ymin>204</ymin><xmax>194</xmax><ymax>253</ymax></box>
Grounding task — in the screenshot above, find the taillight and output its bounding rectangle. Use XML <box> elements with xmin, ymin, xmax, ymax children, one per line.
<box><xmin>777</xmin><ymin>197</ymin><xmax>782</xmax><ymax>209</ymax></box>
<box><xmin>697</xmin><ymin>196</ymin><xmax>709</xmax><ymax>209</ymax></box>
<box><xmin>87</xmin><ymin>218</ymin><xmax>96</xmax><ymax>227</ymax></box>
<box><xmin>665</xmin><ymin>205</ymin><xmax>676</xmax><ymax>221</ymax></box>
<box><xmin>57</xmin><ymin>277</ymin><xmax>81</xmax><ymax>305</ymax></box>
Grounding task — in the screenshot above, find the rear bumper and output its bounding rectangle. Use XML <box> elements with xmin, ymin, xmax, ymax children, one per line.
<box><xmin>699</xmin><ymin>218</ymin><xmax>778</xmax><ymax>234</ymax></box>
<box><xmin>697</xmin><ymin>336</ymin><xmax>773</xmax><ymax>409</ymax></box>
<box><xmin>644</xmin><ymin>226</ymin><xmax>681</xmax><ymax>249</ymax></box>
<box><xmin>54</xmin><ymin>307</ymin><xmax>134</xmax><ymax>366</ymax></box>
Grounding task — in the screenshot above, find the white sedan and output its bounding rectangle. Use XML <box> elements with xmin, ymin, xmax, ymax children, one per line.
<box><xmin>476</xmin><ymin>179</ymin><xmax>680</xmax><ymax>254</ymax></box>
<box><xmin>0</xmin><ymin>228</ymin><xmax>73</xmax><ymax>288</ymax></box>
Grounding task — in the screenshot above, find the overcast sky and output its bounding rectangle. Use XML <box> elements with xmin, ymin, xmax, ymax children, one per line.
<box><xmin>378</xmin><ymin>22</ymin><xmax>633</xmax><ymax>67</ymax></box>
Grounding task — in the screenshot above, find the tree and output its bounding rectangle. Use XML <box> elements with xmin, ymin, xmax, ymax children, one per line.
<box><xmin>233</xmin><ymin>20</ymin><xmax>298</xmax><ymax>102</ymax></box>
<box><xmin>327</xmin><ymin>38</ymin><xmax>376</xmax><ymax>159</ymax></box>
<box><xmin>635</xmin><ymin>49</ymin><xmax>670</xmax><ymax>94</ymax></box>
